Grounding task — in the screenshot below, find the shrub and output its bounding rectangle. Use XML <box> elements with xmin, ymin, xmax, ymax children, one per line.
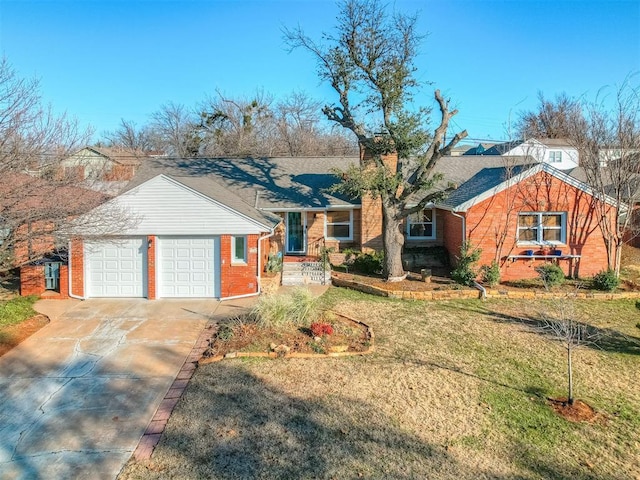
<box><xmin>310</xmin><ymin>322</ymin><xmax>334</xmax><ymax>337</ymax></box>
<box><xmin>352</xmin><ymin>251</ymin><xmax>384</xmax><ymax>275</ymax></box>
<box><xmin>535</xmin><ymin>263</ymin><xmax>565</xmax><ymax>288</ymax></box>
<box><xmin>451</xmin><ymin>242</ymin><xmax>482</xmax><ymax>286</ymax></box>
<box><xmin>480</xmin><ymin>261</ymin><xmax>501</xmax><ymax>287</ymax></box>
<box><xmin>251</xmin><ymin>287</ymin><xmax>319</xmax><ymax>328</ymax></box>
<box><xmin>318</xmin><ymin>246</ymin><xmax>335</xmax><ymax>266</ymax></box>
<box><xmin>592</xmin><ymin>269</ymin><xmax>620</xmax><ymax>292</ymax></box>
<box><xmin>265</xmin><ymin>253</ymin><xmax>283</xmax><ymax>273</ymax></box>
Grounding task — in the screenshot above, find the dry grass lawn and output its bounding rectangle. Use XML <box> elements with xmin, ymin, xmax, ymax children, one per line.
<box><xmin>119</xmin><ymin>288</ymin><xmax>640</xmax><ymax>480</ymax></box>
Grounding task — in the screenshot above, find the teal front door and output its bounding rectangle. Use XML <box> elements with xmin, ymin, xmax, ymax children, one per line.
<box><xmin>286</xmin><ymin>212</ymin><xmax>305</xmax><ymax>254</ymax></box>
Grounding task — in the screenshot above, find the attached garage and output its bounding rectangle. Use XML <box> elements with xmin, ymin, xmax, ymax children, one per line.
<box><xmin>85</xmin><ymin>238</ymin><xmax>146</xmax><ymax>297</ymax></box>
<box><xmin>67</xmin><ymin>175</ymin><xmax>279</xmax><ymax>300</ymax></box>
<box><xmin>158</xmin><ymin>236</ymin><xmax>218</xmax><ymax>298</ymax></box>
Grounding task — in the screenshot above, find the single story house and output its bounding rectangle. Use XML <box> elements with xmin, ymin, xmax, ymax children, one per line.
<box><xmin>19</xmin><ymin>146</ymin><xmax>619</xmax><ymax>299</ymax></box>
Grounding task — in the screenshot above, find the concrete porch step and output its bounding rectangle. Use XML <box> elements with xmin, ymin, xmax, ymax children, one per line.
<box><xmin>281</xmin><ymin>261</ymin><xmax>331</xmax><ymax>286</ymax></box>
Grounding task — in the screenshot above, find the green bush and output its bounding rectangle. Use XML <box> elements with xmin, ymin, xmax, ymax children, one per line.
<box><xmin>451</xmin><ymin>242</ymin><xmax>482</xmax><ymax>286</ymax></box>
<box><xmin>534</xmin><ymin>263</ymin><xmax>565</xmax><ymax>288</ymax></box>
<box><xmin>352</xmin><ymin>251</ymin><xmax>384</xmax><ymax>275</ymax></box>
<box><xmin>265</xmin><ymin>253</ymin><xmax>282</xmax><ymax>273</ymax></box>
<box><xmin>480</xmin><ymin>261</ymin><xmax>501</xmax><ymax>287</ymax></box>
<box><xmin>592</xmin><ymin>269</ymin><xmax>620</xmax><ymax>292</ymax></box>
<box><xmin>251</xmin><ymin>287</ymin><xmax>320</xmax><ymax>328</ymax></box>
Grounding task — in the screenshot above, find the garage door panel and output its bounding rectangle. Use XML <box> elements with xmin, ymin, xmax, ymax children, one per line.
<box><xmin>86</xmin><ymin>238</ymin><xmax>145</xmax><ymax>298</ymax></box>
<box><xmin>159</xmin><ymin>237</ymin><xmax>216</xmax><ymax>298</ymax></box>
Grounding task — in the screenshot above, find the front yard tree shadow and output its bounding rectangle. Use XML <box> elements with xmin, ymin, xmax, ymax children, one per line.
<box><xmin>121</xmin><ymin>362</ymin><xmax>514</xmax><ymax>480</ymax></box>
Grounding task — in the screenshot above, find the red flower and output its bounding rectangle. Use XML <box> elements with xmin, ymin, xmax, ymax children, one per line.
<box><xmin>310</xmin><ymin>322</ymin><xmax>334</xmax><ymax>337</ymax></box>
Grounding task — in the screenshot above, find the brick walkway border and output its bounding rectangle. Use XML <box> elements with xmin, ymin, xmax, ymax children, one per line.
<box><xmin>133</xmin><ymin>324</ymin><xmax>216</xmax><ymax>461</ymax></box>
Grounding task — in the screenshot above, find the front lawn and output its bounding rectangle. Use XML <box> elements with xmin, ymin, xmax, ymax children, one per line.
<box><xmin>0</xmin><ymin>296</ymin><xmax>45</xmax><ymax>357</ymax></box>
<box><xmin>119</xmin><ymin>289</ymin><xmax>640</xmax><ymax>479</ymax></box>
<box><xmin>0</xmin><ymin>296</ymin><xmax>38</xmax><ymax>328</ymax></box>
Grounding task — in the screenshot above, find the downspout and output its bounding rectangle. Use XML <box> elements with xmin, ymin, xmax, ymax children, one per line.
<box><xmin>221</xmin><ymin>227</ymin><xmax>276</xmax><ymax>302</ymax></box>
<box><xmin>450</xmin><ymin>210</ymin><xmax>466</xmax><ymax>242</ymax></box>
<box><xmin>256</xmin><ymin>228</ymin><xmax>276</xmax><ymax>295</ymax></box>
<box><xmin>67</xmin><ymin>240</ymin><xmax>84</xmax><ymax>300</ymax></box>
<box><xmin>450</xmin><ymin>211</ymin><xmax>486</xmax><ymax>300</ymax></box>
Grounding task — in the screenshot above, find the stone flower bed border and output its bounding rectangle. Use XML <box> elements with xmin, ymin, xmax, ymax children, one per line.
<box><xmin>332</xmin><ymin>275</ymin><xmax>640</xmax><ymax>301</ymax></box>
<box><xmin>199</xmin><ymin>313</ymin><xmax>375</xmax><ymax>365</ymax></box>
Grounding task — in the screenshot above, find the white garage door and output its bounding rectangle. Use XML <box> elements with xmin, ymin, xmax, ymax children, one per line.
<box><xmin>86</xmin><ymin>238</ymin><xmax>146</xmax><ymax>297</ymax></box>
<box><xmin>159</xmin><ymin>237</ymin><xmax>217</xmax><ymax>297</ymax></box>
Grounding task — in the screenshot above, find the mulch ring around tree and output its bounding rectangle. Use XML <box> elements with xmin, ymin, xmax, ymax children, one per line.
<box><xmin>548</xmin><ymin>397</ymin><xmax>604</xmax><ymax>423</ymax></box>
<box><xmin>0</xmin><ymin>314</ymin><xmax>49</xmax><ymax>357</ymax></box>
<box><xmin>200</xmin><ymin>312</ymin><xmax>373</xmax><ymax>363</ymax></box>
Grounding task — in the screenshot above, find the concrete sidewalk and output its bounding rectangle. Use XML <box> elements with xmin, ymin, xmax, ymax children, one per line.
<box><xmin>0</xmin><ymin>297</ymin><xmax>256</xmax><ymax>480</ymax></box>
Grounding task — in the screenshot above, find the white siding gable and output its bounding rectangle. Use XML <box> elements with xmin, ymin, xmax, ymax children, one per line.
<box><xmin>90</xmin><ymin>175</ymin><xmax>268</xmax><ymax>235</ymax></box>
<box><xmin>505</xmin><ymin>140</ymin><xmax>579</xmax><ymax>170</ymax></box>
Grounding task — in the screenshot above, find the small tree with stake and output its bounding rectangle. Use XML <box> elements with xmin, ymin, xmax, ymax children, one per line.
<box><xmin>539</xmin><ymin>299</ymin><xmax>600</xmax><ymax>406</ymax></box>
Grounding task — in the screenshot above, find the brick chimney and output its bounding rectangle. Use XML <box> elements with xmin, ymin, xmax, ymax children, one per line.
<box><xmin>358</xmin><ymin>142</ymin><xmax>398</xmax><ymax>252</ymax></box>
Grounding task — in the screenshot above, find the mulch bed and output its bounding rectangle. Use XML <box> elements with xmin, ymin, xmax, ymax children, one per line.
<box><xmin>548</xmin><ymin>397</ymin><xmax>603</xmax><ymax>423</ymax></box>
<box><xmin>204</xmin><ymin>313</ymin><xmax>371</xmax><ymax>358</ymax></box>
<box><xmin>332</xmin><ymin>271</ymin><xmax>471</xmax><ymax>292</ymax></box>
<box><xmin>0</xmin><ymin>314</ymin><xmax>49</xmax><ymax>357</ymax></box>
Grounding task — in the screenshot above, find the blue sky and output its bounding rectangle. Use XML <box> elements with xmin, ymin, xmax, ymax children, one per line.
<box><xmin>0</xmin><ymin>0</ymin><xmax>638</xmax><ymax>144</ymax></box>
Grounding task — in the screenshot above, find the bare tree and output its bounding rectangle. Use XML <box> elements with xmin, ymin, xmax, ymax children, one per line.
<box><xmin>103</xmin><ymin>118</ymin><xmax>155</xmax><ymax>151</ymax></box>
<box><xmin>0</xmin><ymin>58</ymin><xmax>130</xmax><ymax>272</ymax></box>
<box><xmin>198</xmin><ymin>90</ymin><xmax>276</xmax><ymax>156</ymax></box>
<box><xmin>149</xmin><ymin>102</ymin><xmax>200</xmax><ymax>157</ymax></box>
<box><xmin>285</xmin><ymin>0</ymin><xmax>467</xmax><ymax>280</ymax></box>
<box><xmin>538</xmin><ymin>298</ymin><xmax>600</xmax><ymax>405</ymax></box>
<box><xmin>576</xmin><ymin>80</ymin><xmax>640</xmax><ymax>275</ymax></box>
<box><xmin>516</xmin><ymin>92</ymin><xmax>587</xmax><ymax>140</ymax></box>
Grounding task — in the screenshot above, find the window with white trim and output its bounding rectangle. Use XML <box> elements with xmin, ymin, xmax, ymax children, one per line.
<box><xmin>232</xmin><ymin>236</ymin><xmax>247</xmax><ymax>263</ymax></box>
<box><xmin>325</xmin><ymin>210</ymin><xmax>353</xmax><ymax>240</ymax></box>
<box><xmin>407</xmin><ymin>209</ymin><xmax>436</xmax><ymax>239</ymax></box>
<box><xmin>548</xmin><ymin>151</ymin><xmax>562</xmax><ymax>163</ymax></box>
<box><xmin>517</xmin><ymin>212</ymin><xmax>566</xmax><ymax>244</ymax></box>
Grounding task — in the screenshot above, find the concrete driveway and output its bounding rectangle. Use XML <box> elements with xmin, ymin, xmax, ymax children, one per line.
<box><xmin>0</xmin><ymin>297</ymin><xmax>254</xmax><ymax>479</ymax></box>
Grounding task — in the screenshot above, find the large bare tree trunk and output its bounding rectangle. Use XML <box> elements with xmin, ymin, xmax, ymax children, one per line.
<box><xmin>382</xmin><ymin>202</ymin><xmax>405</xmax><ymax>281</ymax></box>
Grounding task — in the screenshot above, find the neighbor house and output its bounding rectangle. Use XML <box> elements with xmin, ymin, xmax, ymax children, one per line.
<box><xmin>59</xmin><ymin>146</ymin><xmax>154</xmax><ymax>194</ymax></box>
<box><xmin>19</xmin><ymin>145</ymin><xmax>619</xmax><ymax>299</ymax></box>
<box><xmin>480</xmin><ymin>138</ymin><xmax>579</xmax><ymax>171</ymax></box>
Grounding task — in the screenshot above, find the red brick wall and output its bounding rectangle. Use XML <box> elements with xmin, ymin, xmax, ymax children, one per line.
<box><xmin>147</xmin><ymin>236</ymin><xmax>156</xmax><ymax>300</ymax></box>
<box><xmin>442</xmin><ymin>210</ymin><xmax>465</xmax><ymax>263</ymax></box>
<box><xmin>220</xmin><ymin>234</ymin><xmax>259</xmax><ymax>298</ymax></box>
<box><xmin>70</xmin><ymin>238</ymin><xmax>84</xmax><ymax>297</ymax></box>
<box><xmin>20</xmin><ymin>264</ymin><xmax>69</xmax><ymax>299</ymax></box>
<box><xmin>359</xmin><ymin>144</ymin><xmax>397</xmax><ymax>253</ymax></box>
<box><xmin>464</xmin><ymin>171</ymin><xmax>613</xmax><ymax>280</ymax></box>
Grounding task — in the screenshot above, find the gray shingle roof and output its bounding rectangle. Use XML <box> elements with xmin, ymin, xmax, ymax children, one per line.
<box><xmin>122</xmin><ymin>153</ymin><xmax>592</xmax><ymax>220</ymax></box>
<box><xmin>439</xmin><ymin>163</ymin><xmax>535</xmax><ymax>209</ymax></box>
<box><xmin>124</xmin><ymin>156</ymin><xmax>360</xmax><ymax>225</ymax></box>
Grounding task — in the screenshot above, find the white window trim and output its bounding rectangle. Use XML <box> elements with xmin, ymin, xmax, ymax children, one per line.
<box><xmin>406</xmin><ymin>208</ymin><xmax>436</xmax><ymax>240</ymax></box>
<box><xmin>517</xmin><ymin>212</ymin><xmax>566</xmax><ymax>245</ymax></box>
<box><xmin>231</xmin><ymin>235</ymin><xmax>247</xmax><ymax>264</ymax></box>
<box><xmin>324</xmin><ymin>209</ymin><xmax>353</xmax><ymax>241</ymax></box>
<box><xmin>548</xmin><ymin>150</ymin><xmax>563</xmax><ymax>163</ymax></box>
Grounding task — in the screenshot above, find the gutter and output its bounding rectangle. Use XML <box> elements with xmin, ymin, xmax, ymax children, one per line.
<box><xmin>67</xmin><ymin>240</ymin><xmax>84</xmax><ymax>300</ymax></box>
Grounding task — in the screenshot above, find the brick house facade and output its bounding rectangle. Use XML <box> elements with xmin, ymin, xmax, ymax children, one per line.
<box><xmin>19</xmin><ymin>152</ymin><xmax>618</xmax><ymax>298</ymax></box>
